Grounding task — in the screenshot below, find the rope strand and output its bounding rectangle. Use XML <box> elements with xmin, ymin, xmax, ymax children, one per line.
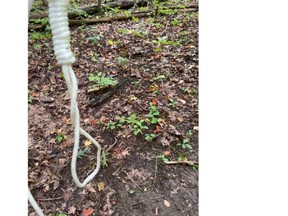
<box><xmin>28</xmin><ymin>0</ymin><xmax>102</xmax><ymax>215</ymax></box>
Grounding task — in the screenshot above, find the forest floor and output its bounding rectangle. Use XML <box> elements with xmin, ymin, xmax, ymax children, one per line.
<box><xmin>28</xmin><ymin>0</ymin><xmax>198</xmax><ymax>215</ymax></box>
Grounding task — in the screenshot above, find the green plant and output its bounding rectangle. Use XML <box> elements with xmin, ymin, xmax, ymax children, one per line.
<box><xmin>185</xmin><ymin>12</ymin><xmax>198</xmax><ymax>21</ymax></box>
<box><xmin>56</xmin><ymin>213</ymin><xmax>67</xmax><ymax>216</ymax></box>
<box><xmin>152</xmin><ymin>36</ymin><xmax>180</xmax><ymax>52</ymax></box>
<box><xmin>181</xmin><ymin>87</ymin><xmax>192</xmax><ymax>94</ymax></box>
<box><xmin>132</xmin><ymin>16</ymin><xmax>139</xmax><ymax>22</ymax></box>
<box><xmin>150</xmin><ymin>83</ymin><xmax>160</xmax><ymax>94</ymax></box>
<box><xmin>126</xmin><ymin>114</ymin><xmax>148</xmax><ymax>135</ymax></box>
<box><xmin>33</xmin><ymin>44</ymin><xmax>42</xmax><ymax>50</ymax></box>
<box><xmin>177</xmin><ymin>153</ymin><xmax>186</xmax><ymax>161</ymax></box>
<box><xmin>131</xmin><ymin>30</ymin><xmax>147</xmax><ymax>38</ymax></box>
<box><xmin>69</xmin><ymin>6</ymin><xmax>89</xmax><ymax>17</ymax></box>
<box><xmin>171</xmin><ymin>18</ymin><xmax>181</xmax><ymax>26</ymax></box>
<box><xmin>55</xmin><ymin>134</ymin><xmax>64</xmax><ymax>143</ymax></box>
<box><xmin>30</xmin><ymin>17</ymin><xmax>49</xmax><ymax>25</ymax></box>
<box><xmin>89</xmin><ymin>72</ymin><xmax>117</xmax><ymax>88</ymax></box>
<box><xmin>159</xmin><ymin>8</ymin><xmax>176</xmax><ymax>15</ymax></box>
<box><xmin>168</xmin><ymin>98</ymin><xmax>178</xmax><ymax>107</ymax></box>
<box><xmin>29</xmin><ymin>31</ymin><xmax>51</xmax><ymax>40</ymax></box>
<box><xmin>77</xmin><ymin>146</ymin><xmax>91</xmax><ymax>159</ymax></box>
<box><xmin>118</xmin><ymin>57</ymin><xmax>129</xmax><ymax>67</ymax></box>
<box><xmin>107</xmin><ymin>120</ymin><xmax>123</xmax><ymax>130</ymax></box>
<box><xmin>178</xmin><ymin>138</ymin><xmax>192</xmax><ymax>149</ymax></box>
<box><xmin>148</xmin><ymin>102</ymin><xmax>160</xmax><ymax>124</ymax></box>
<box><xmin>28</xmin><ymin>94</ymin><xmax>34</xmax><ymax>104</ymax></box>
<box><xmin>157</xmin><ymin>154</ymin><xmax>169</xmax><ymax>163</ymax></box>
<box><xmin>145</xmin><ymin>133</ymin><xmax>156</xmax><ymax>141</ymax></box>
<box><xmin>88</xmin><ymin>35</ymin><xmax>101</xmax><ymax>45</ymax></box>
<box><xmin>101</xmin><ymin>149</ymin><xmax>110</xmax><ymax>167</ymax></box>
<box><xmin>152</xmin><ymin>74</ymin><xmax>165</xmax><ymax>81</ymax></box>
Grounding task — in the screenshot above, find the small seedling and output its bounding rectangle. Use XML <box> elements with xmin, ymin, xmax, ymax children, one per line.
<box><xmin>101</xmin><ymin>149</ymin><xmax>110</xmax><ymax>167</ymax></box>
<box><xmin>55</xmin><ymin>134</ymin><xmax>64</xmax><ymax>143</ymax></box>
<box><xmin>168</xmin><ymin>98</ymin><xmax>178</xmax><ymax>107</ymax></box>
<box><xmin>77</xmin><ymin>146</ymin><xmax>91</xmax><ymax>159</ymax></box>
<box><xmin>33</xmin><ymin>44</ymin><xmax>42</xmax><ymax>50</ymax></box>
<box><xmin>149</xmin><ymin>83</ymin><xmax>161</xmax><ymax>94</ymax></box>
<box><xmin>177</xmin><ymin>153</ymin><xmax>186</xmax><ymax>161</ymax></box>
<box><xmin>178</xmin><ymin>138</ymin><xmax>192</xmax><ymax>150</ymax></box>
<box><xmin>152</xmin><ymin>74</ymin><xmax>165</xmax><ymax>81</ymax></box>
<box><xmin>132</xmin><ymin>16</ymin><xmax>139</xmax><ymax>23</ymax></box>
<box><xmin>126</xmin><ymin>114</ymin><xmax>148</xmax><ymax>135</ymax></box>
<box><xmin>28</xmin><ymin>94</ymin><xmax>34</xmax><ymax>104</ymax></box>
<box><xmin>181</xmin><ymin>87</ymin><xmax>192</xmax><ymax>94</ymax></box>
<box><xmin>118</xmin><ymin>57</ymin><xmax>129</xmax><ymax>67</ymax></box>
<box><xmin>88</xmin><ymin>35</ymin><xmax>101</xmax><ymax>45</ymax></box>
<box><xmin>171</xmin><ymin>18</ymin><xmax>181</xmax><ymax>26</ymax></box>
<box><xmin>89</xmin><ymin>72</ymin><xmax>117</xmax><ymax>88</ymax></box>
<box><xmin>157</xmin><ymin>154</ymin><xmax>169</xmax><ymax>163</ymax></box>
<box><xmin>152</xmin><ymin>36</ymin><xmax>180</xmax><ymax>52</ymax></box>
<box><xmin>148</xmin><ymin>102</ymin><xmax>160</xmax><ymax>124</ymax></box>
<box><xmin>145</xmin><ymin>133</ymin><xmax>156</xmax><ymax>141</ymax></box>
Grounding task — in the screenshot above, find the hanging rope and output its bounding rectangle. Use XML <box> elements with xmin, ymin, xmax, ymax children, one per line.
<box><xmin>28</xmin><ymin>0</ymin><xmax>102</xmax><ymax>215</ymax></box>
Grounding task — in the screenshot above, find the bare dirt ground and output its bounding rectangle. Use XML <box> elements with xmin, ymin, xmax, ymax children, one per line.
<box><xmin>28</xmin><ymin>1</ymin><xmax>198</xmax><ymax>215</ymax></box>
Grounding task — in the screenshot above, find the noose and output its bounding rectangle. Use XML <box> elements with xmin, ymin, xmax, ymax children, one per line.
<box><xmin>28</xmin><ymin>0</ymin><xmax>102</xmax><ymax>215</ymax></box>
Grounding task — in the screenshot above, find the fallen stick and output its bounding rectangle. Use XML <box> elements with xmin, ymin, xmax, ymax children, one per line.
<box><xmin>164</xmin><ymin>160</ymin><xmax>197</xmax><ymax>166</ymax></box>
<box><xmin>29</xmin><ymin>8</ymin><xmax>198</xmax><ymax>30</ymax></box>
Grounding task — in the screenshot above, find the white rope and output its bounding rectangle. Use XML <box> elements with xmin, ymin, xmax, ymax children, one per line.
<box><xmin>48</xmin><ymin>0</ymin><xmax>101</xmax><ymax>188</ymax></box>
<box><xmin>28</xmin><ymin>0</ymin><xmax>102</xmax><ymax>215</ymax></box>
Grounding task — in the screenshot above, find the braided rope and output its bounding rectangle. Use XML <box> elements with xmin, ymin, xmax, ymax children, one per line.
<box><xmin>28</xmin><ymin>0</ymin><xmax>102</xmax><ymax>215</ymax></box>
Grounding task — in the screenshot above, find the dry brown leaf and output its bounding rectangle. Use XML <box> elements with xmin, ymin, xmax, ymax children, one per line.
<box><xmin>163</xmin><ymin>151</ymin><xmax>171</xmax><ymax>156</ymax></box>
<box><xmin>81</xmin><ymin>208</ymin><xmax>94</xmax><ymax>216</ymax></box>
<box><xmin>97</xmin><ymin>182</ymin><xmax>105</xmax><ymax>191</ymax></box>
<box><xmin>178</xmin><ymin>98</ymin><xmax>186</xmax><ymax>104</ymax></box>
<box><xmin>86</xmin><ymin>183</ymin><xmax>97</xmax><ymax>193</ymax></box>
<box><xmin>68</xmin><ymin>206</ymin><xmax>77</xmax><ymax>215</ymax></box>
<box><xmin>177</xmin><ymin>116</ymin><xmax>184</xmax><ymax>122</ymax></box>
<box><xmin>163</xmin><ymin>199</ymin><xmax>171</xmax><ymax>207</ymax></box>
<box><xmin>63</xmin><ymin>191</ymin><xmax>73</xmax><ymax>202</ymax></box>
<box><xmin>84</xmin><ymin>140</ymin><xmax>92</xmax><ymax>147</ymax></box>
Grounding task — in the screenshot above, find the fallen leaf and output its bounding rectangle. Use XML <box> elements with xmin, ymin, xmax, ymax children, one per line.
<box><xmin>68</xmin><ymin>206</ymin><xmax>76</xmax><ymax>215</ymax></box>
<box><xmin>84</xmin><ymin>118</ymin><xmax>90</xmax><ymax>125</ymax></box>
<box><xmin>81</xmin><ymin>208</ymin><xmax>94</xmax><ymax>216</ymax></box>
<box><xmin>163</xmin><ymin>151</ymin><xmax>171</xmax><ymax>156</ymax></box>
<box><xmin>53</xmin><ymin>181</ymin><xmax>59</xmax><ymax>190</ymax></box>
<box><xmin>86</xmin><ymin>183</ymin><xmax>96</xmax><ymax>193</ymax></box>
<box><xmin>163</xmin><ymin>199</ymin><xmax>171</xmax><ymax>207</ymax></box>
<box><xmin>97</xmin><ymin>182</ymin><xmax>105</xmax><ymax>191</ymax></box>
<box><xmin>193</xmin><ymin>126</ymin><xmax>199</xmax><ymax>131</ymax></box>
<box><xmin>177</xmin><ymin>116</ymin><xmax>184</xmax><ymax>122</ymax></box>
<box><xmin>155</xmin><ymin>53</ymin><xmax>162</xmax><ymax>60</ymax></box>
<box><xmin>161</xmin><ymin>137</ymin><xmax>170</xmax><ymax>146</ymax></box>
<box><xmin>84</xmin><ymin>140</ymin><xmax>92</xmax><ymax>147</ymax></box>
<box><xmin>151</xmin><ymin>98</ymin><xmax>158</xmax><ymax>105</ymax></box>
<box><xmin>63</xmin><ymin>191</ymin><xmax>73</xmax><ymax>202</ymax></box>
<box><xmin>114</xmin><ymin>147</ymin><xmax>130</xmax><ymax>159</ymax></box>
<box><xmin>90</xmin><ymin>119</ymin><xmax>97</xmax><ymax>126</ymax></box>
<box><xmin>178</xmin><ymin>98</ymin><xmax>186</xmax><ymax>104</ymax></box>
<box><xmin>153</xmin><ymin>125</ymin><xmax>162</xmax><ymax>133</ymax></box>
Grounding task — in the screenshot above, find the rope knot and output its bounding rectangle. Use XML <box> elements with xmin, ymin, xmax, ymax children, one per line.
<box><xmin>48</xmin><ymin>0</ymin><xmax>75</xmax><ymax>65</ymax></box>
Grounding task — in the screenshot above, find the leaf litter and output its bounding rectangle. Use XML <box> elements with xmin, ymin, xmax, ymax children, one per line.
<box><xmin>28</xmin><ymin>0</ymin><xmax>198</xmax><ymax>215</ymax></box>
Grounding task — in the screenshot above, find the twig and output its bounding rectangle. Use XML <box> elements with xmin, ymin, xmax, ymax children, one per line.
<box><xmin>38</xmin><ymin>196</ymin><xmax>63</xmax><ymax>201</ymax></box>
<box><xmin>158</xmin><ymin>20</ymin><xmax>169</xmax><ymax>37</ymax></box>
<box><xmin>106</xmin><ymin>137</ymin><xmax>118</xmax><ymax>152</ymax></box>
<box><xmin>123</xmin><ymin>171</ymin><xmax>143</xmax><ymax>191</ymax></box>
<box><xmin>164</xmin><ymin>160</ymin><xmax>197</xmax><ymax>166</ymax></box>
